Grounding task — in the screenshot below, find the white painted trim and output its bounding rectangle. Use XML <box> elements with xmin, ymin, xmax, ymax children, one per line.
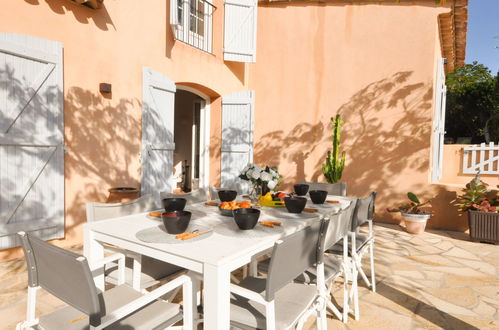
<box><xmin>176</xmin><ymin>85</ymin><xmax>211</xmax><ymax>189</ymax></box>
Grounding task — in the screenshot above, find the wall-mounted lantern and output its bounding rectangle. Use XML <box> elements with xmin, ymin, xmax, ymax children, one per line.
<box><xmin>68</xmin><ymin>0</ymin><xmax>103</xmax><ymax>9</ymax></box>
<box><xmin>99</xmin><ymin>83</ymin><xmax>112</xmax><ymax>94</ymax></box>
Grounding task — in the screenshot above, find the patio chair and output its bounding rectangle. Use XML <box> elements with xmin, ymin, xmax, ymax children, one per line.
<box><xmin>229</xmin><ymin>218</ymin><xmax>330</xmax><ymax>330</ymax></box>
<box><xmin>15</xmin><ymin>232</ymin><xmax>192</xmax><ymax>330</ymax></box>
<box><xmin>160</xmin><ymin>187</ymin><xmax>209</xmax><ymax>204</ymax></box>
<box><xmin>294</xmin><ymin>199</ymin><xmax>357</xmax><ymax>323</ymax></box>
<box><xmin>300</xmin><ymin>181</ymin><xmax>347</xmax><ymax>196</ymax></box>
<box><xmin>327</xmin><ymin>192</ymin><xmax>377</xmax><ymax>320</ymax></box>
<box><xmin>86</xmin><ymin>194</ymin><xmax>184</xmax><ymax>290</ymax></box>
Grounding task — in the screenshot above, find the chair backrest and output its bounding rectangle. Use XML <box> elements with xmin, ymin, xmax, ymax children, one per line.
<box><xmin>300</xmin><ymin>181</ymin><xmax>347</xmax><ymax>196</ymax></box>
<box><xmin>351</xmin><ymin>192</ymin><xmax>376</xmax><ymax>231</ymax></box>
<box><xmin>323</xmin><ymin>201</ymin><xmax>356</xmax><ymax>252</ymax></box>
<box><xmin>160</xmin><ymin>187</ymin><xmax>209</xmax><ymax>204</ymax></box>
<box><xmin>265</xmin><ymin>219</ymin><xmax>329</xmax><ymax>301</ymax></box>
<box><xmin>86</xmin><ymin>194</ymin><xmax>157</xmax><ymax>222</ymax></box>
<box><xmin>18</xmin><ymin>232</ymin><xmax>103</xmax><ymax>327</ymax></box>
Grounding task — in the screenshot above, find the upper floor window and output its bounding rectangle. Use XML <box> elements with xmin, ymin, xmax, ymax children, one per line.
<box><xmin>171</xmin><ymin>0</ymin><xmax>214</xmax><ymax>53</ymax></box>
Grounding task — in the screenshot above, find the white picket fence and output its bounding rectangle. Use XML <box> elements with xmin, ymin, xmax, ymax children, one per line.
<box><xmin>463</xmin><ymin>142</ymin><xmax>499</xmax><ymax>174</ymax></box>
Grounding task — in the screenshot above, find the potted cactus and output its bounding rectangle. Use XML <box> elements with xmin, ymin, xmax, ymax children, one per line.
<box><xmin>458</xmin><ymin>174</ymin><xmax>499</xmax><ymax>244</ymax></box>
<box><xmin>322</xmin><ymin>114</ymin><xmax>346</xmax><ymax>183</ymax></box>
<box><xmin>388</xmin><ymin>192</ymin><xmax>431</xmax><ymax>234</ymax></box>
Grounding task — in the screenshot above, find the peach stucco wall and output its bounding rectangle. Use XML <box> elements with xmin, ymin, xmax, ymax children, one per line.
<box><xmin>0</xmin><ymin>0</ymin><xmax>245</xmax><ymax>260</ymax></box>
<box><xmin>0</xmin><ymin>0</ymin><xmax>461</xmax><ymax>260</ymax></box>
<box><xmin>250</xmin><ymin>2</ymin><xmax>459</xmax><ymax>229</ymax></box>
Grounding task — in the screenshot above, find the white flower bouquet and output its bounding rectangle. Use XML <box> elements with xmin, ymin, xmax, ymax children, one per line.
<box><xmin>239</xmin><ymin>163</ymin><xmax>282</xmax><ymax>194</ymax></box>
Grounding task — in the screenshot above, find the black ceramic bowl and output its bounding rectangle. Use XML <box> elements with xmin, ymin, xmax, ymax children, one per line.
<box><xmin>218</xmin><ymin>190</ymin><xmax>237</xmax><ymax>202</ymax></box>
<box><xmin>293</xmin><ymin>184</ymin><xmax>309</xmax><ymax>196</ymax></box>
<box><xmin>284</xmin><ymin>197</ymin><xmax>307</xmax><ymax>214</ymax></box>
<box><xmin>233</xmin><ymin>208</ymin><xmax>260</xmax><ymax>230</ymax></box>
<box><xmin>162</xmin><ymin>198</ymin><xmax>187</xmax><ymax>212</ymax></box>
<box><xmin>161</xmin><ymin>210</ymin><xmax>191</xmax><ymax>234</ymax></box>
<box><xmin>309</xmin><ymin>190</ymin><xmax>328</xmax><ymax>204</ymax></box>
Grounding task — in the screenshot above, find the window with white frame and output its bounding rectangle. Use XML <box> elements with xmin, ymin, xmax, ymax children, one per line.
<box><xmin>170</xmin><ymin>0</ymin><xmax>214</xmax><ymax>53</ymax></box>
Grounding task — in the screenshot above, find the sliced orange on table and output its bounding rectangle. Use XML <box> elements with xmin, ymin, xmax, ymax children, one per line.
<box><xmin>260</xmin><ymin>221</ymin><xmax>281</xmax><ymax>227</ymax></box>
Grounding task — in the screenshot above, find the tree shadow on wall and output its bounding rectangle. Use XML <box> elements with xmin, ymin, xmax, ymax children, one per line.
<box><xmin>312</xmin><ymin>71</ymin><xmax>434</xmax><ymax>222</ymax></box>
<box><xmin>254</xmin><ymin>71</ymin><xmax>435</xmax><ymax>223</ymax></box>
<box><xmin>64</xmin><ymin>87</ymin><xmax>143</xmax><ymax>228</ymax></box>
<box><xmin>24</xmin><ymin>0</ymin><xmax>115</xmax><ymax>31</ymax></box>
<box><xmin>254</xmin><ymin>122</ymin><xmax>325</xmax><ymax>188</ymax></box>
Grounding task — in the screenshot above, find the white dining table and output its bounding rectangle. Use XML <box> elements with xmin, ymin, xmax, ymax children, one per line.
<box><xmin>83</xmin><ymin>195</ymin><xmax>351</xmax><ymax>330</ymax></box>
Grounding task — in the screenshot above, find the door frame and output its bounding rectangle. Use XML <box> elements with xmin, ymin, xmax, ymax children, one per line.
<box><xmin>176</xmin><ymin>85</ymin><xmax>211</xmax><ymax>189</ymax></box>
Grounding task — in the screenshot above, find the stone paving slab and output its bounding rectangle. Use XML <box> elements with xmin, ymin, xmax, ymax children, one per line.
<box><xmin>0</xmin><ymin>224</ymin><xmax>498</xmax><ymax>329</ymax></box>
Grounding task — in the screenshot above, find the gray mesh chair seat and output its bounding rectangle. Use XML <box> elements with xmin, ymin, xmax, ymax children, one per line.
<box><xmin>16</xmin><ymin>232</ymin><xmax>193</xmax><ymax>330</ymax></box>
<box><xmin>230</xmin><ymin>277</ymin><xmax>318</xmax><ymax>329</ymax></box>
<box><xmin>229</xmin><ymin>219</ymin><xmax>330</xmax><ymax>329</ymax></box>
<box><xmin>326</xmin><ymin>233</ymin><xmax>370</xmax><ymax>256</ymax></box>
<box><xmin>295</xmin><ymin>255</ymin><xmax>343</xmax><ymax>285</ymax></box>
<box><xmin>105</xmin><ymin>256</ymin><xmax>184</xmax><ymax>288</ymax></box>
<box><xmin>86</xmin><ymin>194</ymin><xmax>185</xmax><ymax>290</ymax></box>
<box><xmin>38</xmin><ymin>285</ymin><xmax>181</xmax><ymax>330</ymax></box>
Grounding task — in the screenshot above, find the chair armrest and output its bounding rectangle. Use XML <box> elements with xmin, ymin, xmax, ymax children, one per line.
<box><xmin>230</xmin><ymin>283</ymin><xmax>267</xmax><ymax>305</ymax></box>
<box><xmin>88</xmin><ymin>253</ymin><xmax>125</xmax><ymax>285</ymax></box>
<box><xmin>98</xmin><ymin>274</ymin><xmax>193</xmax><ymax>329</ymax></box>
<box><xmin>88</xmin><ymin>253</ymin><xmax>125</xmax><ymax>270</ymax></box>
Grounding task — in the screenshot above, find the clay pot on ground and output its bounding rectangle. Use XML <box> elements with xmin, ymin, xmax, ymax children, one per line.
<box><xmin>401</xmin><ymin>212</ymin><xmax>430</xmax><ymax>234</ymax></box>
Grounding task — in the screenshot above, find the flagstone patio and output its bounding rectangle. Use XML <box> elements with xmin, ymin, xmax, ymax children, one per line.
<box><xmin>0</xmin><ymin>223</ymin><xmax>497</xmax><ymax>330</ymax></box>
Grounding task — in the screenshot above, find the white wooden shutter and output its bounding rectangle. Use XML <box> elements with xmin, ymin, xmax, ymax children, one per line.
<box><xmin>223</xmin><ymin>0</ymin><xmax>258</xmax><ymax>63</ymax></box>
<box><xmin>141</xmin><ymin>67</ymin><xmax>176</xmax><ymax>197</ymax></box>
<box><xmin>221</xmin><ymin>91</ymin><xmax>254</xmax><ymax>192</ymax></box>
<box><xmin>170</xmin><ymin>0</ymin><xmax>180</xmax><ymax>36</ymax></box>
<box><xmin>0</xmin><ymin>34</ymin><xmax>64</xmax><ymax>249</ymax></box>
<box><xmin>431</xmin><ymin>58</ymin><xmax>447</xmax><ymax>182</ymax></box>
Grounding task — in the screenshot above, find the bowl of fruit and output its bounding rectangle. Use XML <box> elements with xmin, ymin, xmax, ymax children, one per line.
<box><xmin>219</xmin><ymin>200</ymin><xmax>252</xmax><ymax>216</ymax></box>
<box><xmin>259</xmin><ymin>192</ymin><xmax>287</xmax><ymax>207</ymax></box>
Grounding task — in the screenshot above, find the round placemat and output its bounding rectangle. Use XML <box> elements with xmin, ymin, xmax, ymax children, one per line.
<box><xmin>214</xmin><ymin>221</ymin><xmax>284</xmax><ymax>238</ymax></box>
<box><xmin>136</xmin><ymin>224</ymin><xmax>212</xmax><ymax>244</ymax></box>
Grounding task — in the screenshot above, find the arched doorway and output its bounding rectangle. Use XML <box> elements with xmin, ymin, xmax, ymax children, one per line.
<box><xmin>173</xmin><ymin>86</ymin><xmax>210</xmax><ymax>192</ymax></box>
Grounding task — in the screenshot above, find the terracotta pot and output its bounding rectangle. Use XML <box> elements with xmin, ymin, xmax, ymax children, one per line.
<box><xmin>401</xmin><ymin>212</ymin><xmax>430</xmax><ymax>234</ymax></box>
<box><xmin>107</xmin><ymin>187</ymin><xmax>140</xmax><ymax>203</ymax></box>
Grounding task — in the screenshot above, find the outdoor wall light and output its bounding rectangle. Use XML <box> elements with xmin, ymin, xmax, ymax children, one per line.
<box><xmin>99</xmin><ymin>83</ymin><xmax>112</xmax><ymax>94</ymax></box>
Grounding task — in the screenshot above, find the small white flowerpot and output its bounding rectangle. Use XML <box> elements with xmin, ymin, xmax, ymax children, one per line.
<box><xmin>401</xmin><ymin>212</ymin><xmax>430</xmax><ymax>234</ymax></box>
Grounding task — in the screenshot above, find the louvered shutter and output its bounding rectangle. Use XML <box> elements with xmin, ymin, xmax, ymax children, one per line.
<box><xmin>221</xmin><ymin>91</ymin><xmax>254</xmax><ymax>192</ymax></box>
<box><xmin>0</xmin><ymin>34</ymin><xmax>64</xmax><ymax>249</ymax></box>
<box><xmin>141</xmin><ymin>67</ymin><xmax>176</xmax><ymax>197</ymax></box>
<box><xmin>432</xmin><ymin>58</ymin><xmax>447</xmax><ymax>182</ymax></box>
<box><xmin>223</xmin><ymin>0</ymin><xmax>258</xmax><ymax>63</ymax></box>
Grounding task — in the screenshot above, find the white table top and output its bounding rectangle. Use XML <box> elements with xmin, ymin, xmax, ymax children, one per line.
<box><xmin>85</xmin><ymin>196</ymin><xmax>351</xmax><ymax>267</ymax></box>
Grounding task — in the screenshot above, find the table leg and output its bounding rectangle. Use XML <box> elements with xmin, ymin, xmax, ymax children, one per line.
<box><xmin>84</xmin><ymin>227</ymin><xmax>105</xmax><ymax>290</ymax></box>
<box><xmin>203</xmin><ymin>263</ymin><xmax>231</xmax><ymax>330</ymax></box>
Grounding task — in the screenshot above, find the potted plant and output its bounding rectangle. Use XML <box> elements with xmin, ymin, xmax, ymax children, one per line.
<box><xmin>388</xmin><ymin>192</ymin><xmax>431</xmax><ymax>234</ymax></box>
<box><xmin>322</xmin><ymin>114</ymin><xmax>346</xmax><ymax>183</ymax></box>
<box><xmin>457</xmin><ymin>174</ymin><xmax>499</xmax><ymax>244</ymax></box>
